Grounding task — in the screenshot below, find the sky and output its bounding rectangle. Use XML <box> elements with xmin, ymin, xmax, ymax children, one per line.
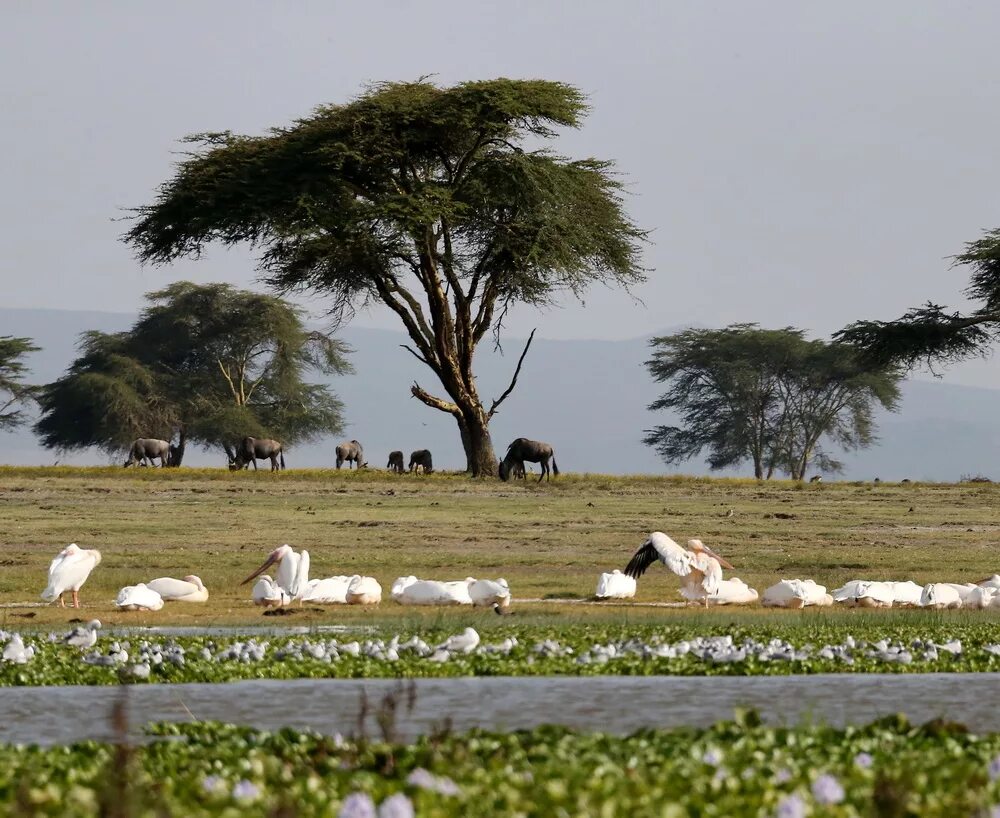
<box><xmin>3</xmin><ymin>1</ymin><xmax>1000</xmax><ymax>387</ymax></box>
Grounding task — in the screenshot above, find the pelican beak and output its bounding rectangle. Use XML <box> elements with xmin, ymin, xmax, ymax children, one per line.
<box><xmin>241</xmin><ymin>552</ymin><xmax>279</xmax><ymax>586</ymax></box>
<box><xmin>704</xmin><ymin>545</ymin><xmax>734</xmax><ymax>570</ymax></box>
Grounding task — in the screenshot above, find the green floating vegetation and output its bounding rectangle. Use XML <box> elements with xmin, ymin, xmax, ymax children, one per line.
<box><xmin>4</xmin><ymin>713</ymin><xmax>1000</xmax><ymax>816</ymax></box>
<box><xmin>7</xmin><ymin>620</ymin><xmax>1000</xmax><ymax>686</ymax></box>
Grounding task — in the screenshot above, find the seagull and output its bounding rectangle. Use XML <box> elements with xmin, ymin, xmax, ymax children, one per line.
<box><xmin>437</xmin><ymin>627</ymin><xmax>480</xmax><ymax>654</ymax></box>
<box><xmin>623</xmin><ymin>532</ymin><xmax>733</xmax><ymax>606</ymax></box>
<box><xmin>64</xmin><ymin>619</ymin><xmax>102</xmax><ymax>649</ymax></box>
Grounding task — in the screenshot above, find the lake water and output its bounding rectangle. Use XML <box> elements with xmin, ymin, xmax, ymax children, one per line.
<box><xmin>2</xmin><ymin>673</ymin><xmax>996</xmax><ymax>745</ymax></box>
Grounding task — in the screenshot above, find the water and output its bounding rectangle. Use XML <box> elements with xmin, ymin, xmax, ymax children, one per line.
<box><xmin>1</xmin><ymin>673</ymin><xmax>994</xmax><ymax>746</ymax></box>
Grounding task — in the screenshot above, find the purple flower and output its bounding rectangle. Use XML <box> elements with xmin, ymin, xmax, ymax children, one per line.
<box><xmin>340</xmin><ymin>792</ymin><xmax>377</xmax><ymax>818</ymax></box>
<box><xmin>854</xmin><ymin>752</ymin><xmax>874</xmax><ymax>769</ymax></box>
<box><xmin>990</xmin><ymin>806</ymin><xmax>1000</xmax><ymax>818</ymax></box>
<box><xmin>406</xmin><ymin>767</ymin><xmax>459</xmax><ymax>795</ymax></box>
<box><xmin>774</xmin><ymin>768</ymin><xmax>792</xmax><ymax>784</ymax></box>
<box><xmin>201</xmin><ymin>775</ymin><xmax>223</xmax><ymax>793</ymax></box>
<box><xmin>378</xmin><ymin>793</ymin><xmax>415</xmax><ymax>818</ymax></box>
<box><xmin>702</xmin><ymin>747</ymin><xmax>724</xmax><ymax>766</ymax></box>
<box><xmin>989</xmin><ymin>756</ymin><xmax>1000</xmax><ymax>781</ymax></box>
<box><xmin>775</xmin><ymin>792</ymin><xmax>807</xmax><ymax>818</ymax></box>
<box><xmin>231</xmin><ymin>780</ymin><xmax>259</xmax><ymax>800</ymax></box>
<box><xmin>712</xmin><ymin>767</ymin><xmax>729</xmax><ymax>784</ymax></box>
<box><xmin>812</xmin><ymin>773</ymin><xmax>845</xmax><ymax>805</ymax></box>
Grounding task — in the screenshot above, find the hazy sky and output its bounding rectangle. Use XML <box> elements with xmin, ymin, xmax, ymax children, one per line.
<box><xmin>4</xmin><ymin>1</ymin><xmax>1000</xmax><ymax>386</ymax></box>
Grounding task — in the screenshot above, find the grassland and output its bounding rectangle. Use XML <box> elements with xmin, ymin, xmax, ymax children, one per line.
<box><xmin>1</xmin><ymin>466</ymin><xmax>998</xmax><ymax>629</ymax></box>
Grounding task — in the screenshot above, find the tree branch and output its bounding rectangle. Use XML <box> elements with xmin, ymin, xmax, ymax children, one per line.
<box><xmin>488</xmin><ymin>328</ymin><xmax>536</xmax><ymax>418</ymax></box>
<box><xmin>410</xmin><ymin>380</ymin><xmax>460</xmax><ymax>416</ymax></box>
<box><xmin>400</xmin><ymin>344</ymin><xmax>432</xmax><ymax>368</ymax></box>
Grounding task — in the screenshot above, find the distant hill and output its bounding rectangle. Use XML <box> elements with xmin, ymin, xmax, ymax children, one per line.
<box><xmin>1</xmin><ymin>307</ymin><xmax>998</xmax><ymax>481</ymax></box>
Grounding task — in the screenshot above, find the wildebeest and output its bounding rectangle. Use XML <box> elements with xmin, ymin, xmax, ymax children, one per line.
<box><xmin>124</xmin><ymin>438</ymin><xmax>171</xmax><ymax>467</ymax></box>
<box><xmin>498</xmin><ymin>438</ymin><xmax>559</xmax><ymax>483</ymax></box>
<box><xmin>408</xmin><ymin>449</ymin><xmax>433</xmax><ymax>474</ymax></box>
<box><xmin>335</xmin><ymin>440</ymin><xmax>366</xmax><ymax>469</ymax></box>
<box><xmin>386</xmin><ymin>451</ymin><xmax>405</xmax><ymax>474</ymax></box>
<box><xmin>809</xmin><ymin>475</ymin><xmax>822</xmax><ymax>483</ymax></box>
<box><xmin>230</xmin><ymin>437</ymin><xmax>285</xmax><ymax>471</ymax></box>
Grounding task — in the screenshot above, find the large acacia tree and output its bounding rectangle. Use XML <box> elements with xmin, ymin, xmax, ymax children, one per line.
<box><xmin>0</xmin><ymin>336</ymin><xmax>39</xmax><ymax>430</ymax></box>
<box><xmin>837</xmin><ymin>229</ymin><xmax>1000</xmax><ymax>368</ymax></box>
<box><xmin>125</xmin><ymin>79</ymin><xmax>645</xmax><ymax>475</ymax></box>
<box><xmin>35</xmin><ymin>282</ymin><xmax>351</xmax><ymax>463</ymax></box>
<box><xmin>643</xmin><ymin>325</ymin><xmax>901</xmax><ymax>479</ymax></box>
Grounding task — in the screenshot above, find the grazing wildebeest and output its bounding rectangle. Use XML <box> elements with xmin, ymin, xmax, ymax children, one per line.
<box><xmin>230</xmin><ymin>437</ymin><xmax>285</xmax><ymax>471</ymax></box>
<box><xmin>124</xmin><ymin>438</ymin><xmax>171</xmax><ymax>467</ymax></box>
<box><xmin>387</xmin><ymin>451</ymin><xmax>405</xmax><ymax>474</ymax></box>
<box><xmin>335</xmin><ymin>440</ymin><xmax>366</xmax><ymax>470</ymax></box>
<box><xmin>408</xmin><ymin>449</ymin><xmax>433</xmax><ymax>474</ymax></box>
<box><xmin>809</xmin><ymin>475</ymin><xmax>822</xmax><ymax>483</ymax></box>
<box><xmin>498</xmin><ymin>438</ymin><xmax>559</xmax><ymax>483</ymax></box>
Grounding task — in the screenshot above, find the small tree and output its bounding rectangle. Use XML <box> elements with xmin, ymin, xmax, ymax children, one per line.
<box><xmin>836</xmin><ymin>229</ymin><xmax>1000</xmax><ymax>368</ymax></box>
<box><xmin>0</xmin><ymin>336</ymin><xmax>39</xmax><ymax>430</ymax></box>
<box><xmin>35</xmin><ymin>282</ymin><xmax>351</xmax><ymax>463</ymax></box>
<box><xmin>124</xmin><ymin>78</ymin><xmax>645</xmax><ymax>475</ymax></box>
<box><xmin>643</xmin><ymin>325</ymin><xmax>901</xmax><ymax>479</ymax></box>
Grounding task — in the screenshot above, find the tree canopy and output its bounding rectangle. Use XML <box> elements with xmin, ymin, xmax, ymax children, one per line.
<box><xmin>35</xmin><ymin>282</ymin><xmax>351</xmax><ymax>463</ymax></box>
<box><xmin>836</xmin><ymin>229</ymin><xmax>1000</xmax><ymax>369</ymax></box>
<box><xmin>643</xmin><ymin>325</ymin><xmax>901</xmax><ymax>479</ymax></box>
<box><xmin>0</xmin><ymin>336</ymin><xmax>39</xmax><ymax>431</ymax></box>
<box><xmin>124</xmin><ymin>78</ymin><xmax>646</xmax><ymax>475</ymax></box>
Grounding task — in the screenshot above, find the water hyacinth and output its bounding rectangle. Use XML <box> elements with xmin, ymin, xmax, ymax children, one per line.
<box><xmin>340</xmin><ymin>792</ymin><xmax>377</xmax><ymax>818</ymax></box>
<box><xmin>201</xmin><ymin>775</ymin><xmax>223</xmax><ymax>793</ymax></box>
<box><xmin>377</xmin><ymin>793</ymin><xmax>415</xmax><ymax>818</ymax></box>
<box><xmin>775</xmin><ymin>792</ymin><xmax>807</xmax><ymax>818</ymax></box>
<box><xmin>231</xmin><ymin>779</ymin><xmax>260</xmax><ymax>800</ymax></box>
<box><xmin>811</xmin><ymin>773</ymin><xmax>845</xmax><ymax>805</ymax></box>
<box><xmin>854</xmin><ymin>752</ymin><xmax>874</xmax><ymax>769</ymax></box>
<box><xmin>407</xmin><ymin>767</ymin><xmax>460</xmax><ymax>796</ymax></box>
<box><xmin>990</xmin><ymin>756</ymin><xmax>1000</xmax><ymax>781</ymax></box>
<box><xmin>701</xmin><ymin>747</ymin><xmax>724</xmax><ymax>767</ymax></box>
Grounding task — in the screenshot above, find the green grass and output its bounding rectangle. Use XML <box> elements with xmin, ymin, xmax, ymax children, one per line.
<box><xmin>4</xmin><ymin>714</ymin><xmax>1000</xmax><ymax>816</ymax></box>
<box><xmin>1</xmin><ymin>467</ymin><xmax>999</xmax><ymax>629</ymax></box>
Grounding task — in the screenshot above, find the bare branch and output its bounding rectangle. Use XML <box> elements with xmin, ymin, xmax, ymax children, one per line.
<box><xmin>488</xmin><ymin>328</ymin><xmax>536</xmax><ymax>418</ymax></box>
<box><xmin>400</xmin><ymin>344</ymin><xmax>432</xmax><ymax>368</ymax></box>
<box><xmin>410</xmin><ymin>380</ymin><xmax>460</xmax><ymax>416</ymax></box>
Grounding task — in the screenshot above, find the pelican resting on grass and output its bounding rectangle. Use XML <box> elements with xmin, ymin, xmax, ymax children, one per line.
<box><xmin>346</xmin><ymin>575</ymin><xmax>382</xmax><ymax>605</ymax></box>
<box><xmin>469</xmin><ymin>578</ymin><xmax>511</xmax><ymax>608</ymax></box>
<box><xmin>300</xmin><ymin>575</ymin><xmax>353</xmax><ymax>604</ymax></box>
<box><xmin>623</xmin><ymin>533</ymin><xmax>734</xmax><ymax>607</ymax></box>
<box><xmin>115</xmin><ymin>583</ymin><xmax>164</xmax><ymax>611</ymax></box>
<box><xmin>682</xmin><ymin>577</ymin><xmax>758</xmax><ymax>605</ymax></box>
<box><xmin>920</xmin><ymin>583</ymin><xmax>963</xmax><ymax>609</ymax></box>
<box><xmin>978</xmin><ymin>574</ymin><xmax>1000</xmax><ymax>590</ymax></box>
<box><xmin>252</xmin><ymin>576</ymin><xmax>290</xmax><ymax>607</ymax></box>
<box><xmin>242</xmin><ymin>545</ymin><xmax>310</xmax><ymax>600</ymax></box>
<box><xmin>831</xmin><ymin>580</ymin><xmax>896</xmax><ymax>608</ymax></box>
<box><xmin>595</xmin><ymin>570</ymin><xmax>636</xmax><ymax>600</ymax></box>
<box><xmin>762</xmin><ymin>579</ymin><xmax>833</xmax><ymax>609</ymax></box>
<box><xmin>391</xmin><ymin>576</ymin><xmax>474</xmax><ymax>605</ymax></box>
<box><xmin>41</xmin><ymin>544</ymin><xmax>102</xmax><ymax>608</ymax></box>
<box><xmin>146</xmin><ymin>575</ymin><xmax>208</xmax><ymax>602</ymax></box>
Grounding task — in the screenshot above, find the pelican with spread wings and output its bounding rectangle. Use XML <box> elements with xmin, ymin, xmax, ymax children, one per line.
<box><xmin>623</xmin><ymin>532</ymin><xmax>734</xmax><ymax>606</ymax></box>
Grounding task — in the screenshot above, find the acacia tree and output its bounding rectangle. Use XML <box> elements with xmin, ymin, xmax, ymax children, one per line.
<box><xmin>35</xmin><ymin>282</ymin><xmax>351</xmax><ymax>463</ymax></box>
<box><xmin>836</xmin><ymin>229</ymin><xmax>1000</xmax><ymax>368</ymax></box>
<box><xmin>124</xmin><ymin>79</ymin><xmax>645</xmax><ymax>475</ymax></box>
<box><xmin>0</xmin><ymin>336</ymin><xmax>39</xmax><ymax>430</ymax></box>
<box><xmin>643</xmin><ymin>325</ymin><xmax>901</xmax><ymax>479</ymax></box>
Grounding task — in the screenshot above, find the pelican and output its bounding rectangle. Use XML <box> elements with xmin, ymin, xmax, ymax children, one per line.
<box><xmin>682</xmin><ymin>577</ymin><xmax>759</xmax><ymax>605</ymax></box>
<box><xmin>886</xmin><ymin>580</ymin><xmax>924</xmax><ymax>607</ymax></box>
<box><xmin>300</xmin><ymin>575</ymin><xmax>353</xmax><ymax>604</ymax></box>
<box><xmin>146</xmin><ymin>575</ymin><xmax>209</xmax><ymax>602</ymax></box>
<box><xmin>623</xmin><ymin>533</ymin><xmax>734</xmax><ymax>606</ymax></box>
<box><xmin>762</xmin><ymin>579</ymin><xmax>832</xmax><ymax>609</ymax></box>
<box><xmin>251</xmin><ymin>575</ymin><xmax>290</xmax><ymax>607</ymax></box>
<box><xmin>390</xmin><ymin>576</ymin><xmax>473</xmax><ymax>605</ymax></box>
<box><xmin>115</xmin><ymin>583</ymin><xmax>164</xmax><ymax>611</ymax></box>
<box><xmin>41</xmin><ymin>544</ymin><xmax>102</xmax><ymax>608</ymax></box>
<box><xmin>346</xmin><ymin>575</ymin><xmax>382</xmax><ymax>605</ymax></box>
<box><xmin>64</xmin><ymin>619</ymin><xmax>102</xmax><ymax>648</ymax></box>
<box><xmin>595</xmin><ymin>569</ymin><xmax>636</xmax><ymax>600</ymax></box>
<box><xmin>831</xmin><ymin>580</ymin><xmax>895</xmax><ymax>608</ymax></box>
<box><xmin>920</xmin><ymin>583</ymin><xmax>963</xmax><ymax>609</ymax></box>
<box><xmin>977</xmin><ymin>574</ymin><xmax>1000</xmax><ymax>590</ymax></box>
<box><xmin>967</xmin><ymin>585</ymin><xmax>998</xmax><ymax>609</ymax></box>
<box><xmin>941</xmin><ymin>583</ymin><xmax>981</xmax><ymax>605</ymax></box>
<box><xmin>469</xmin><ymin>578</ymin><xmax>511</xmax><ymax>608</ymax></box>
<box><xmin>241</xmin><ymin>545</ymin><xmax>310</xmax><ymax>600</ymax></box>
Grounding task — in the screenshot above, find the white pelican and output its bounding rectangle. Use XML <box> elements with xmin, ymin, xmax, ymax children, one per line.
<box><xmin>977</xmin><ymin>574</ymin><xmax>1000</xmax><ymax>590</ymax></box>
<box><xmin>64</xmin><ymin>619</ymin><xmax>102</xmax><ymax>648</ymax></box>
<box><xmin>390</xmin><ymin>576</ymin><xmax>473</xmax><ymax>605</ymax></box>
<box><xmin>470</xmin><ymin>578</ymin><xmax>511</xmax><ymax>608</ymax></box>
<box><xmin>300</xmin><ymin>575</ymin><xmax>353</xmax><ymax>604</ymax></box>
<box><xmin>831</xmin><ymin>580</ymin><xmax>895</xmax><ymax>608</ymax></box>
<box><xmin>146</xmin><ymin>575</ymin><xmax>209</xmax><ymax>602</ymax></box>
<box><xmin>682</xmin><ymin>577</ymin><xmax>759</xmax><ymax>605</ymax></box>
<box><xmin>623</xmin><ymin>533</ymin><xmax>734</xmax><ymax>606</ymax></box>
<box><xmin>886</xmin><ymin>580</ymin><xmax>924</xmax><ymax>607</ymax></box>
<box><xmin>941</xmin><ymin>583</ymin><xmax>981</xmax><ymax>605</ymax></box>
<box><xmin>596</xmin><ymin>569</ymin><xmax>636</xmax><ymax>600</ymax></box>
<box><xmin>920</xmin><ymin>583</ymin><xmax>963</xmax><ymax>609</ymax></box>
<box><xmin>346</xmin><ymin>575</ymin><xmax>382</xmax><ymax>605</ymax></box>
<box><xmin>241</xmin><ymin>545</ymin><xmax>310</xmax><ymax>599</ymax></box>
<box><xmin>115</xmin><ymin>583</ymin><xmax>164</xmax><ymax>611</ymax></box>
<box><xmin>41</xmin><ymin>544</ymin><xmax>102</xmax><ymax>608</ymax></box>
<box><xmin>762</xmin><ymin>579</ymin><xmax>832</xmax><ymax>609</ymax></box>
<box><xmin>967</xmin><ymin>585</ymin><xmax>998</xmax><ymax>609</ymax></box>
<box><xmin>251</xmin><ymin>575</ymin><xmax>290</xmax><ymax>607</ymax></box>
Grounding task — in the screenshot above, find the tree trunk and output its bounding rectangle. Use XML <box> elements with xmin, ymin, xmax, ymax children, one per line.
<box><xmin>168</xmin><ymin>428</ymin><xmax>187</xmax><ymax>467</ymax></box>
<box><xmin>457</xmin><ymin>406</ymin><xmax>498</xmax><ymax>477</ymax></box>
